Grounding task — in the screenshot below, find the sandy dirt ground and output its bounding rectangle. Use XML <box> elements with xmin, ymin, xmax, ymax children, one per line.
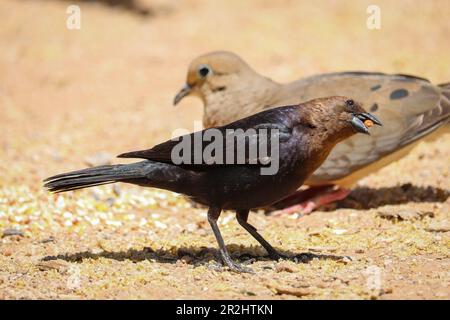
<box><xmin>0</xmin><ymin>0</ymin><xmax>449</xmax><ymax>299</ymax></box>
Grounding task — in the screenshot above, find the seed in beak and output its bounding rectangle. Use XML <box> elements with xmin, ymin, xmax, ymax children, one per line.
<box><xmin>364</xmin><ymin>119</ymin><xmax>374</xmax><ymax>128</ymax></box>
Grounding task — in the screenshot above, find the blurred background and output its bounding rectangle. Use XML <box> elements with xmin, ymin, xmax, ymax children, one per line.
<box><xmin>1</xmin><ymin>0</ymin><xmax>449</xmax><ymax>187</ymax></box>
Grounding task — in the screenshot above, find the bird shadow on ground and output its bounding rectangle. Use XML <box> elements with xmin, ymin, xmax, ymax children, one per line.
<box><xmin>333</xmin><ymin>183</ymin><xmax>449</xmax><ymax>211</ymax></box>
<box><xmin>41</xmin><ymin>245</ymin><xmax>349</xmax><ymax>267</ymax></box>
<box><xmin>37</xmin><ymin>0</ymin><xmax>164</xmax><ymax>17</ymax></box>
<box><xmin>265</xmin><ymin>183</ymin><xmax>449</xmax><ymax>213</ymax></box>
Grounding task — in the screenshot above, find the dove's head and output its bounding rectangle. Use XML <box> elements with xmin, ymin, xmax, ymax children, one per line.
<box><xmin>174</xmin><ymin>51</ymin><xmax>281</xmax><ymax>127</ymax></box>
<box><xmin>173</xmin><ymin>51</ymin><xmax>254</xmax><ymax>105</ymax></box>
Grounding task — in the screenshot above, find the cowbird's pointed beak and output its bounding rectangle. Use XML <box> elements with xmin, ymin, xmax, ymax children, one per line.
<box><xmin>357</xmin><ymin>112</ymin><xmax>382</xmax><ymax>126</ymax></box>
<box><xmin>350</xmin><ymin>112</ymin><xmax>382</xmax><ymax>135</ymax></box>
<box><xmin>173</xmin><ymin>84</ymin><xmax>192</xmax><ymax>106</ymax></box>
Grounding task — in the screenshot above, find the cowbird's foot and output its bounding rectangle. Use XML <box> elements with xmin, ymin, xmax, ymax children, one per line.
<box><xmin>204</xmin><ymin>261</ymin><xmax>223</xmax><ymax>272</ymax></box>
<box><xmin>224</xmin><ymin>260</ymin><xmax>254</xmax><ymax>273</ymax></box>
<box><xmin>207</xmin><ymin>207</ymin><xmax>254</xmax><ymax>274</ymax></box>
<box><xmin>267</xmin><ymin>251</ymin><xmax>291</xmax><ymax>261</ymax></box>
<box><xmin>291</xmin><ymin>252</ymin><xmax>352</xmax><ymax>263</ymax></box>
<box><xmin>267</xmin><ymin>251</ymin><xmax>314</xmax><ymax>262</ymax></box>
<box><xmin>292</xmin><ymin>252</ymin><xmax>319</xmax><ymax>262</ymax></box>
<box><xmin>266</xmin><ymin>251</ymin><xmax>334</xmax><ymax>263</ymax></box>
<box><xmin>241</xmin><ymin>257</ymin><xmax>257</xmax><ymax>265</ymax></box>
<box><xmin>272</xmin><ymin>187</ymin><xmax>351</xmax><ymax>217</ymax></box>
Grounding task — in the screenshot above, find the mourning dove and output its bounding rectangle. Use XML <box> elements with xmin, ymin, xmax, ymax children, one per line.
<box><xmin>174</xmin><ymin>51</ymin><xmax>450</xmax><ymax>214</ymax></box>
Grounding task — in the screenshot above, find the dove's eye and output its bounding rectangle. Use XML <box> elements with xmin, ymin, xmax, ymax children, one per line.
<box><xmin>345</xmin><ymin>99</ymin><xmax>355</xmax><ymax>107</ymax></box>
<box><xmin>198</xmin><ymin>65</ymin><xmax>211</xmax><ymax>78</ymax></box>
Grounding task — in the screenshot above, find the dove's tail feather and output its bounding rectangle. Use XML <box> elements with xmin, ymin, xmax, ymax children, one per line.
<box><xmin>438</xmin><ymin>82</ymin><xmax>450</xmax><ymax>129</ymax></box>
<box><xmin>439</xmin><ymin>82</ymin><xmax>450</xmax><ymax>102</ymax></box>
<box><xmin>44</xmin><ymin>161</ymin><xmax>150</xmax><ymax>193</ymax></box>
<box><xmin>399</xmin><ymin>82</ymin><xmax>450</xmax><ymax>145</ymax></box>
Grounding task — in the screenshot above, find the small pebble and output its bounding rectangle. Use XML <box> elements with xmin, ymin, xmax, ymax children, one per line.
<box><xmin>307</xmin><ymin>246</ymin><xmax>337</xmax><ymax>252</ymax></box>
<box><xmin>333</xmin><ymin>229</ymin><xmax>347</xmax><ymax>235</ymax></box>
<box><xmin>180</xmin><ymin>255</ymin><xmax>193</xmax><ymax>264</ymax></box>
<box><xmin>425</xmin><ymin>221</ymin><xmax>450</xmax><ymax>233</ymax></box>
<box><xmin>270</xmin><ymin>285</ymin><xmax>311</xmax><ymax>297</ymax></box>
<box><xmin>113</xmin><ymin>185</ymin><xmax>121</xmax><ymax>196</ymax></box>
<box><xmin>1</xmin><ymin>248</ymin><xmax>13</xmax><ymax>256</ymax></box>
<box><xmin>37</xmin><ymin>260</ymin><xmax>69</xmax><ymax>273</ymax></box>
<box><xmin>377</xmin><ymin>208</ymin><xmax>434</xmax><ymax>221</ymax></box>
<box><xmin>275</xmin><ymin>261</ymin><xmax>296</xmax><ymax>273</ymax></box>
<box><xmin>40</xmin><ymin>236</ymin><xmax>55</xmax><ymax>244</ymax></box>
<box><xmin>185</xmin><ymin>223</ymin><xmax>198</xmax><ymax>232</ymax></box>
<box><xmin>2</xmin><ymin>228</ymin><xmax>24</xmax><ymax>238</ymax></box>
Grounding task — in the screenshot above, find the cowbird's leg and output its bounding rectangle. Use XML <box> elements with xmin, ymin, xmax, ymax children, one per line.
<box><xmin>271</xmin><ymin>186</ymin><xmax>351</xmax><ymax>217</ymax></box>
<box><xmin>207</xmin><ymin>207</ymin><xmax>252</xmax><ymax>273</ymax></box>
<box><xmin>236</xmin><ymin>210</ymin><xmax>287</xmax><ymax>260</ymax></box>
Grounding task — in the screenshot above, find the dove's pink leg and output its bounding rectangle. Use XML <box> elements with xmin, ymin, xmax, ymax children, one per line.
<box><xmin>271</xmin><ymin>186</ymin><xmax>351</xmax><ymax>217</ymax></box>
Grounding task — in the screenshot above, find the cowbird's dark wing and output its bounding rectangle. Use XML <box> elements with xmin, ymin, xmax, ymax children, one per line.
<box><xmin>118</xmin><ymin>106</ymin><xmax>296</xmax><ymax>168</ymax></box>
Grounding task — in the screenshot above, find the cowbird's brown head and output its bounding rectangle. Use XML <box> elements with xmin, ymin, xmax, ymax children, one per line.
<box><xmin>302</xmin><ymin>97</ymin><xmax>381</xmax><ymax>143</ymax></box>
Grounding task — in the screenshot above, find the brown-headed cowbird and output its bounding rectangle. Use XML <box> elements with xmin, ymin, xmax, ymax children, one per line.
<box><xmin>44</xmin><ymin>97</ymin><xmax>380</xmax><ymax>272</ymax></box>
<box><xmin>174</xmin><ymin>51</ymin><xmax>450</xmax><ymax>214</ymax></box>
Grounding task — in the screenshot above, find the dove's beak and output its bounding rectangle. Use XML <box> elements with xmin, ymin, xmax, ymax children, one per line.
<box><xmin>173</xmin><ymin>84</ymin><xmax>192</xmax><ymax>106</ymax></box>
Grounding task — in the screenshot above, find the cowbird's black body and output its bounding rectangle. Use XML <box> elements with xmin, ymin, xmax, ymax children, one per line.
<box><xmin>49</xmin><ymin>106</ymin><xmax>327</xmax><ymax>209</ymax></box>
<box><xmin>44</xmin><ymin>97</ymin><xmax>380</xmax><ymax>272</ymax></box>
<box><xmin>118</xmin><ymin>105</ymin><xmax>340</xmax><ymax>210</ymax></box>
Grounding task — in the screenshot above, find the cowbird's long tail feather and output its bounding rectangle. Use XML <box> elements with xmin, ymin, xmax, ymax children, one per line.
<box><xmin>44</xmin><ymin>162</ymin><xmax>149</xmax><ymax>193</ymax></box>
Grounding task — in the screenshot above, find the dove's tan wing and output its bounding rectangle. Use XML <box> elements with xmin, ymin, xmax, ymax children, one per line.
<box><xmin>270</xmin><ymin>72</ymin><xmax>450</xmax><ymax>186</ymax></box>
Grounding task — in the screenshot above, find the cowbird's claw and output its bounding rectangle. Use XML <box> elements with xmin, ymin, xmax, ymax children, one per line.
<box><xmin>271</xmin><ymin>252</ymin><xmax>319</xmax><ymax>263</ymax></box>
<box><xmin>223</xmin><ymin>259</ymin><xmax>254</xmax><ymax>273</ymax></box>
<box><xmin>268</xmin><ymin>251</ymin><xmax>290</xmax><ymax>261</ymax></box>
<box><xmin>292</xmin><ymin>252</ymin><xmax>318</xmax><ymax>263</ymax></box>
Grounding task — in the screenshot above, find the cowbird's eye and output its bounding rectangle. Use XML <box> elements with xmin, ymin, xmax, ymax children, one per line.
<box><xmin>345</xmin><ymin>99</ymin><xmax>355</xmax><ymax>108</ymax></box>
<box><xmin>198</xmin><ymin>65</ymin><xmax>211</xmax><ymax>78</ymax></box>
